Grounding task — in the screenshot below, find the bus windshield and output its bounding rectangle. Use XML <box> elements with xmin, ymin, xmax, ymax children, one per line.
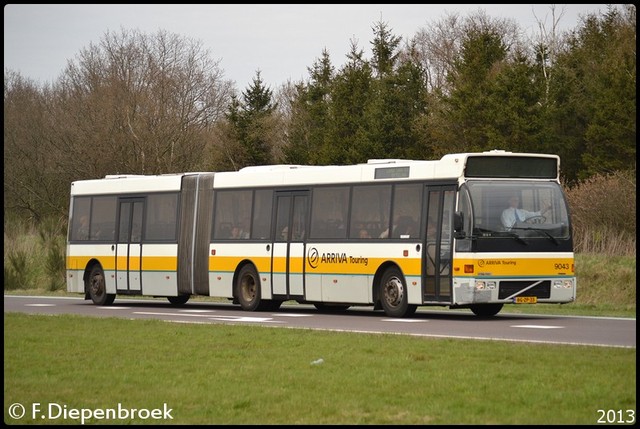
<box><xmin>460</xmin><ymin>180</ymin><xmax>570</xmax><ymax>239</ymax></box>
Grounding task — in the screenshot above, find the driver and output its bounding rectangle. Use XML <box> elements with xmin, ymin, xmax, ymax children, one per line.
<box><xmin>501</xmin><ymin>195</ymin><xmax>551</xmax><ymax>230</ymax></box>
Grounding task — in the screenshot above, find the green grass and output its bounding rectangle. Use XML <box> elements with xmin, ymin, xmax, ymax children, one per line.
<box><xmin>3</xmin><ymin>312</ymin><xmax>636</xmax><ymax>425</ymax></box>
<box><xmin>3</xmin><ymin>231</ymin><xmax>636</xmax><ymax>425</ymax></box>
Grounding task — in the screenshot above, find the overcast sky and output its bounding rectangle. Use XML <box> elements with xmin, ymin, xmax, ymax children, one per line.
<box><xmin>4</xmin><ymin>4</ymin><xmax>610</xmax><ymax>90</ymax></box>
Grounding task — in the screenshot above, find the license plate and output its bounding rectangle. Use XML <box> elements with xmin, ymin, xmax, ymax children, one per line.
<box><xmin>515</xmin><ymin>296</ymin><xmax>537</xmax><ymax>304</ymax></box>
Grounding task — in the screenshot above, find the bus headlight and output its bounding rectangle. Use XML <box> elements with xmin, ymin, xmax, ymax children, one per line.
<box><xmin>475</xmin><ymin>281</ymin><xmax>496</xmax><ymax>290</ymax></box>
<box><xmin>553</xmin><ymin>279</ymin><xmax>574</xmax><ymax>289</ymax></box>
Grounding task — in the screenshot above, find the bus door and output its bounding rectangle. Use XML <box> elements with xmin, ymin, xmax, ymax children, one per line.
<box><xmin>272</xmin><ymin>191</ymin><xmax>309</xmax><ymax>300</ymax></box>
<box><xmin>115</xmin><ymin>198</ymin><xmax>144</xmax><ymax>293</ymax></box>
<box><xmin>424</xmin><ymin>186</ymin><xmax>456</xmax><ymax>302</ymax></box>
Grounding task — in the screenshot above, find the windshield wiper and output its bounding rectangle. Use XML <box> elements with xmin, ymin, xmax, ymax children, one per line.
<box><xmin>502</xmin><ymin>231</ymin><xmax>528</xmax><ymax>245</ymax></box>
<box><xmin>512</xmin><ymin>226</ymin><xmax>559</xmax><ymax>245</ymax></box>
<box><xmin>507</xmin><ymin>232</ymin><xmax>528</xmax><ymax>245</ymax></box>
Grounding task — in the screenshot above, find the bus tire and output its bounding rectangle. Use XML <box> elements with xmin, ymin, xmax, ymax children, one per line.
<box><xmin>313</xmin><ymin>303</ymin><xmax>350</xmax><ymax>313</ymax></box>
<box><xmin>258</xmin><ymin>300</ymin><xmax>283</xmax><ymax>311</ymax></box>
<box><xmin>167</xmin><ymin>295</ymin><xmax>190</xmax><ymax>305</ymax></box>
<box><xmin>87</xmin><ymin>265</ymin><xmax>115</xmax><ymax>306</ymax></box>
<box><xmin>469</xmin><ymin>303</ymin><xmax>503</xmax><ymax>317</ymax></box>
<box><xmin>235</xmin><ymin>264</ymin><xmax>262</xmax><ymax>311</ymax></box>
<box><xmin>379</xmin><ymin>267</ymin><xmax>416</xmax><ymax>318</ymax></box>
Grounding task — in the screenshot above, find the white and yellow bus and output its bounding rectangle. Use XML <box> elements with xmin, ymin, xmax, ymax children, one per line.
<box><xmin>66</xmin><ymin>150</ymin><xmax>576</xmax><ymax>317</ymax></box>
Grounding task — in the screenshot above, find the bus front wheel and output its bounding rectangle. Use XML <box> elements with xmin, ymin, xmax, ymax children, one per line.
<box><xmin>87</xmin><ymin>265</ymin><xmax>115</xmax><ymax>306</ymax></box>
<box><xmin>469</xmin><ymin>303</ymin><xmax>503</xmax><ymax>317</ymax></box>
<box><xmin>235</xmin><ymin>265</ymin><xmax>262</xmax><ymax>311</ymax></box>
<box><xmin>379</xmin><ymin>267</ymin><xmax>417</xmax><ymax>318</ymax></box>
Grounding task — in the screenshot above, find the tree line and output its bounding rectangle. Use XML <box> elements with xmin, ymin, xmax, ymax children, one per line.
<box><xmin>3</xmin><ymin>5</ymin><xmax>636</xmax><ymax>224</ymax></box>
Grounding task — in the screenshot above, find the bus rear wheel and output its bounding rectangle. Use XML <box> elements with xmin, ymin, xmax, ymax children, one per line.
<box><xmin>235</xmin><ymin>265</ymin><xmax>261</xmax><ymax>311</ymax></box>
<box><xmin>87</xmin><ymin>265</ymin><xmax>115</xmax><ymax>306</ymax></box>
<box><xmin>379</xmin><ymin>267</ymin><xmax>417</xmax><ymax>318</ymax></box>
<box><xmin>259</xmin><ymin>300</ymin><xmax>283</xmax><ymax>311</ymax></box>
<box><xmin>313</xmin><ymin>303</ymin><xmax>351</xmax><ymax>313</ymax></box>
<box><xmin>167</xmin><ymin>295</ymin><xmax>190</xmax><ymax>305</ymax></box>
<box><xmin>469</xmin><ymin>303</ymin><xmax>503</xmax><ymax>317</ymax></box>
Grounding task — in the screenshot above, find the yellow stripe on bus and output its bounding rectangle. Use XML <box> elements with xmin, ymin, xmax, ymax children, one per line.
<box><xmin>208</xmin><ymin>256</ymin><xmax>273</xmax><ymax>273</ymax></box>
<box><xmin>453</xmin><ymin>257</ymin><xmax>574</xmax><ymax>277</ymax></box>
<box><xmin>209</xmin><ymin>256</ymin><xmax>422</xmax><ymax>276</ymax></box>
<box><xmin>66</xmin><ymin>256</ymin><xmax>177</xmax><ymax>271</ymax></box>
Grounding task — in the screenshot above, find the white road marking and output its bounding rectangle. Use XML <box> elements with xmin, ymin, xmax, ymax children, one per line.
<box><xmin>273</xmin><ymin>313</ymin><xmax>313</xmax><ymax>317</ymax></box>
<box><xmin>135</xmin><ymin>311</ymin><xmax>209</xmax><ymax>318</ymax></box>
<box><xmin>209</xmin><ymin>316</ymin><xmax>282</xmax><ymax>323</ymax></box>
<box><xmin>511</xmin><ymin>324</ymin><xmax>564</xmax><ymax>329</ymax></box>
<box><xmin>382</xmin><ymin>319</ymin><xmax>427</xmax><ymax>323</ymax></box>
<box><xmin>133</xmin><ymin>311</ymin><xmax>281</xmax><ymax>323</ymax></box>
<box><xmin>25</xmin><ymin>304</ymin><xmax>56</xmax><ymax>307</ymax></box>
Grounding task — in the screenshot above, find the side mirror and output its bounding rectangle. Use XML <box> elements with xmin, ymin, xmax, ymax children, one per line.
<box><xmin>453</xmin><ymin>211</ymin><xmax>464</xmax><ymax>232</ymax></box>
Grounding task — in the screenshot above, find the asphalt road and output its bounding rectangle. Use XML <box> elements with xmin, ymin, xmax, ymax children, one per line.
<box><xmin>4</xmin><ymin>295</ymin><xmax>636</xmax><ymax>348</ymax></box>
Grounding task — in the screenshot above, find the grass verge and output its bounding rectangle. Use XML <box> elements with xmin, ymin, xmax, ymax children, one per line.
<box><xmin>4</xmin><ymin>312</ymin><xmax>636</xmax><ymax>425</ymax></box>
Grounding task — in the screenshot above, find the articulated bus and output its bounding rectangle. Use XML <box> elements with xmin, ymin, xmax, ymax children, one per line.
<box><xmin>66</xmin><ymin>150</ymin><xmax>576</xmax><ymax>317</ymax></box>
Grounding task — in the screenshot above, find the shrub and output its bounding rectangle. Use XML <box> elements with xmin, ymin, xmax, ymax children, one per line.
<box><xmin>565</xmin><ymin>169</ymin><xmax>636</xmax><ymax>256</ymax></box>
<box><xmin>4</xmin><ymin>249</ymin><xmax>30</xmax><ymax>290</ymax></box>
<box><xmin>38</xmin><ymin>217</ymin><xmax>67</xmax><ymax>291</ymax></box>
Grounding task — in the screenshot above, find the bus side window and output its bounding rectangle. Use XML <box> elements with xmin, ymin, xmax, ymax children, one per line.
<box><xmin>251</xmin><ymin>189</ymin><xmax>273</xmax><ymax>240</ymax></box>
<box><xmin>349</xmin><ymin>185</ymin><xmax>391</xmax><ymax>239</ymax></box>
<box><xmin>391</xmin><ymin>184</ymin><xmax>423</xmax><ymax>239</ymax></box>
<box><xmin>70</xmin><ymin>196</ymin><xmax>92</xmax><ymax>241</ymax></box>
<box><xmin>310</xmin><ymin>187</ymin><xmax>348</xmax><ymax>239</ymax></box>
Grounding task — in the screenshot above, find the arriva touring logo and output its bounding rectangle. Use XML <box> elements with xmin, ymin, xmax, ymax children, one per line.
<box><xmin>307</xmin><ymin>247</ymin><xmax>368</xmax><ymax>269</ymax></box>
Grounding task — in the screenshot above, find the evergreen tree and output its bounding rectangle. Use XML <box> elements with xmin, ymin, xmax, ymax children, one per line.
<box><xmin>284</xmin><ymin>49</ymin><xmax>334</xmax><ymax>164</ymax></box>
<box><xmin>485</xmin><ymin>49</ymin><xmax>544</xmax><ymax>153</ymax></box>
<box><xmin>321</xmin><ymin>40</ymin><xmax>373</xmax><ymax>164</ymax></box>
<box><xmin>370</xmin><ymin>20</ymin><xmax>401</xmax><ymax>78</ymax></box>
<box><xmin>439</xmin><ymin>27</ymin><xmax>509</xmax><ymax>153</ymax></box>
<box><xmin>242</xmin><ymin>70</ymin><xmax>277</xmax><ymax>115</ymax></box>
<box><xmin>367</xmin><ymin>34</ymin><xmax>428</xmax><ymax>160</ymax></box>
<box><xmin>223</xmin><ymin>70</ymin><xmax>278</xmax><ymax>167</ymax></box>
<box><xmin>548</xmin><ymin>5</ymin><xmax>636</xmax><ymax>182</ymax></box>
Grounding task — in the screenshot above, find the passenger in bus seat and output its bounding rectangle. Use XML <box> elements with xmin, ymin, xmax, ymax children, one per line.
<box><xmin>379</xmin><ymin>215</ymin><xmax>417</xmax><ymax>238</ymax></box>
<box><xmin>230</xmin><ymin>225</ymin><xmax>249</xmax><ymax>239</ymax></box>
<box><xmin>359</xmin><ymin>229</ymin><xmax>371</xmax><ymax>239</ymax></box>
<box><xmin>77</xmin><ymin>215</ymin><xmax>89</xmax><ymax>240</ymax></box>
<box><xmin>426</xmin><ymin>221</ymin><xmax>437</xmax><ymax>238</ymax></box>
<box><xmin>91</xmin><ymin>226</ymin><xmax>103</xmax><ymax>240</ymax></box>
<box><xmin>395</xmin><ymin>216</ymin><xmax>417</xmax><ymax>238</ymax></box>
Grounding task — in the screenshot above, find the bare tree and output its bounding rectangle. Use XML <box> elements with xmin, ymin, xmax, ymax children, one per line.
<box><xmin>54</xmin><ymin>28</ymin><xmax>233</xmax><ymax>177</ymax></box>
<box><xmin>531</xmin><ymin>4</ymin><xmax>567</xmax><ymax>105</ymax></box>
<box><xmin>4</xmin><ymin>71</ymin><xmax>66</xmax><ymax>220</ymax></box>
<box><xmin>411</xmin><ymin>12</ymin><xmax>464</xmax><ymax>94</ymax></box>
<box><xmin>5</xmin><ymin>28</ymin><xmax>234</xmax><ymax>221</ymax></box>
<box><xmin>409</xmin><ymin>9</ymin><xmax>523</xmax><ymax>96</ymax></box>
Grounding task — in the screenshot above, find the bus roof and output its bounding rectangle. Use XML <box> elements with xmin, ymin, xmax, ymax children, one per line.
<box><xmin>70</xmin><ymin>150</ymin><xmax>559</xmax><ymax>195</ymax></box>
<box><xmin>213</xmin><ymin>150</ymin><xmax>559</xmax><ymax>188</ymax></box>
<box><xmin>71</xmin><ymin>173</ymin><xmax>189</xmax><ymax>195</ymax></box>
